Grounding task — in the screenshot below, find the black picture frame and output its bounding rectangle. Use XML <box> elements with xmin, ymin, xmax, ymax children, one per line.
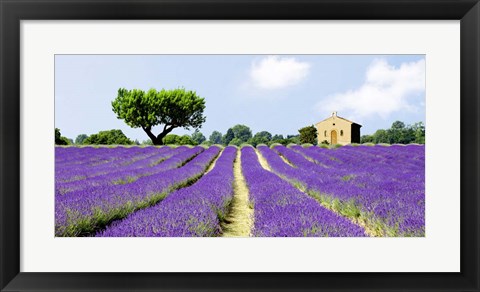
<box><xmin>1</xmin><ymin>0</ymin><xmax>479</xmax><ymax>291</ymax></box>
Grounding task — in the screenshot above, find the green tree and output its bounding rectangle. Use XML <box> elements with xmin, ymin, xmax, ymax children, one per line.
<box><xmin>231</xmin><ymin>124</ymin><xmax>252</xmax><ymax>143</ymax></box>
<box><xmin>209</xmin><ymin>131</ymin><xmax>223</xmax><ymax>144</ymax></box>
<box><xmin>286</xmin><ymin>134</ymin><xmax>301</xmax><ymax>145</ymax></box>
<box><xmin>163</xmin><ymin>134</ymin><xmax>181</xmax><ymax>145</ymax></box>
<box><xmin>249</xmin><ymin>131</ymin><xmax>272</xmax><ymax>146</ymax></box>
<box><xmin>272</xmin><ymin>134</ymin><xmax>284</xmax><ymax>141</ymax></box>
<box><xmin>388</xmin><ymin>121</ymin><xmax>406</xmax><ymax>144</ymax></box>
<box><xmin>112</xmin><ymin>88</ymin><xmax>206</xmax><ymax>145</ymax></box>
<box><xmin>363</xmin><ymin>121</ymin><xmax>425</xmax><ymax>145</ymax></box>
<box><xmin>191</xmin><ymin>130</ymin><xmax>206</xmax><ymax>145</ymax></box>
<box><xmin>55</xmin><ymin>128</ymin><xmax>61</xmax><ymax>141</ymax></box>
<box><xmin>298</xmin><ymin>125</ymin><xmax>317</xmax><ymax>144</ymax></box>
<box><xmin>270</xmin><ymin>134</ymin><xmax>286</xmax><ymax>146</ymax></box>
<box><xmin>373</xmin><ymin>129</ymin><xmax>390</xmax><ymax>144</ymax></box>
<box><xmin>402</xmin><ymin>127</ymin><xmax>416</xmax><ymax>144</ymax></box>
<box><xmin>83</xmin><ymin>129</ymin><xmax>133</xmax><ymax>145</ymax></box>
<box><xmin>411</xmin><ymin>122</ymin><xmax>425</xmax><ymax>144</ymax></box>
<box><xmin>55</xmin><ymin>128</ymin><xmax>71</xmax><ymax>145</ymax></box>
<box><xmin>228</xmin><ymin>137</ymin><xmax>243</xmax><ymax>146</ymax></box>
<box><xmin>75</xmin><ymin>134</ymin><xmax>89</xmax><ymax>145</ymax></box>
<box><xmin>222</xmin><ymin>128</ymin><xmax>235</xmax><ymax>145</ymax></box>
<box><xmin>178</xmin><ymin>135</ymin><xmax>196</xmax><ymax>145</ymax></box>
<box><xmin>360</xmin><ymin>135</ymin><xmax>374</xmax><ymax>143</ymax></box>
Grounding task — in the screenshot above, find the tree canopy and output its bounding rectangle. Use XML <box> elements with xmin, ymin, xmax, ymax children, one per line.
<box><xmin>360</xmin><ymin>121</ymin><xmax>425</xmax><ymax>144</ymax></box>
<box><xmin>83</xmin><ymin>129</ymin><xmax>133</xmax><ymax>145</ymax></box>
<box><xmin>162</xmin><ymin>134</ymin><xmax>196</xmax><ymax>145</ymax></box>
<box><xmin>248</xmin><ymin>131</ymin><xmax>272</xmax><ymax>146</ymax></box>
<box><xmin>272</xmin><ymin>134</ymin><xmax>284</xmax><ymax>141</ymax></box>
<box><xmin>191</xmin><ymin>130</ymin><xmax>206</xmax><ymax>145</ymax></box>
<box><xmin>75</xmin><ymin>134</ymin><xmax>89</xmax><ymax>145</ymax></box>
<box><xmin>111</xmin><ymin>88</ymin><xmax>206</xmax><ymax>145</ymax></box>
<box><xmin>222</xmin><ymin>128</ymin><xmax>235</xmax><ymax>145</ymax></box>
<box><xmin>298</xmin><ymin>125</ymin><xmax>317</xmax><ymax>145</ymax></box>
<box><xmin>228</xmin><ymin>137</ymin><xmax>243</xmax><ymax>146</ymax></box>
<box><xmin>231</xmin><ymin>124</ymin><xmax>252</xmax><ymax>143</ymax></box>
<box><xmin>209</xmin><ymin>131</ymin><xmax>223</xmax><ymax>144</ymax></box>
<box><xmin>55</xmin><ymin>128</ymin><xmax>71</xmax><ymax>145</ymax></box>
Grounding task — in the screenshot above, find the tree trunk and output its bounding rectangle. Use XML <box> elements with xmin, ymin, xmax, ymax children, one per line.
<box><xmin>156</xmin><ymin>128</ymin><xmax>174</xmax><ymax>145</ymax></box>
<box><xmin>142</xmin><ymin>126</ymin><xmax>163</xmax><ymax>145</ymax></box>
<box><xmin>151</xmin><ymin>137</ymin><xmax>163</xmax><ymax>145</ymax></box>
<box><xmin>142</xmin><ymin>125</ymin><xmax>175</xmax><ymax>146</ymax></box>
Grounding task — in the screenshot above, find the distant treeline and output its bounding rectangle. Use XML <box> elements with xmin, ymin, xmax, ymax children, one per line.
<box><xmin>54</xmin><ymin>126</ymin><xmax>302</xmax><ymax>146</ymax></box>
<box><xmin>360</xmin><ymin>121</ymin><xmax>425</xmax><ymax>144</ymax></box>
<box><xmin>55</xmin><ymin>128</ymin><xmax>134</xmax><ymax>145</ymax></box>
<box><xmin>55</xmin><ymin>120</ymin><xmax>425</xmax><ymax>146</ymax></box>
<box><xmin>142</xmin><ymin>124</ymin><xmax>302</xmax><ymax>146</ymax></box>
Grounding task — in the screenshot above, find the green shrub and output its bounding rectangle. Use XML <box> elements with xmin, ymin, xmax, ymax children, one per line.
<box><xmin>83</xmin><ymin>129</ymin><xmax>133</xmax><ymax>145</ymax></box>
<box><xmin>228</xmin><ymin>137</ymin><xmax>242</xmax><ymax>146</ymax></box>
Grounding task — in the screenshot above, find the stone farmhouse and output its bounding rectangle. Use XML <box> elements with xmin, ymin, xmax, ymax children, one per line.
<box><xmin>315</xmin><ymin>112</ymin><xmax>361</xmax><ymax>145</ymax></box>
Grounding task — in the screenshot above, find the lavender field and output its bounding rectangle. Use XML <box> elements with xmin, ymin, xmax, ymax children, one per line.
<box><xmin>55</xmin><ymin>144</ymin><xmax>425</xmax><ymax>237</ymax></box>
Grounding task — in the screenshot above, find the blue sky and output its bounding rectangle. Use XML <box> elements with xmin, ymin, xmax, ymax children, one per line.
<box><xmin>55</xmin><ymin>55</ymin><xmax>425</xmax><ymax>142</ymax></box>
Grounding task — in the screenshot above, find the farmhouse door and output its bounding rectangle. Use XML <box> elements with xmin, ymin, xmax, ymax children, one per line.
<box><xmin>331</xmin><ymin>130</ymin><xmax>337</xmax><ymax>144</ymax></box>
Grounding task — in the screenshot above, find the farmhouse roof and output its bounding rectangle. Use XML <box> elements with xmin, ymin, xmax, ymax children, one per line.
<box><xmin>315</xmin><ymin>112</ymin><xmax>362</xmax><ymax>127</ymax></box>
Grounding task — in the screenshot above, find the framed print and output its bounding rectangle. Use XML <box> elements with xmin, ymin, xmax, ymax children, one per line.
<box><xmin>1</xmin><ymin>0</ymin><xmax>479</xmax><ymax>291</ymax></box>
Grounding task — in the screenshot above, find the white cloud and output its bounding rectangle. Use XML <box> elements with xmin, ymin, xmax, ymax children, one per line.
<box><xmin>318</xmin><ymin>58</ymin><xmax>425</xmax><ymax>120</ymax></box>
<box><xmin>249</xmin><ymin>56</ymin><xmax>310</xmax><ymax>90</ymax></box>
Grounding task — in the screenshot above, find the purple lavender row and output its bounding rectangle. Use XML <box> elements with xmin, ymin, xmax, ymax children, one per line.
<box><xmin>317</xmin><ymin>145</ymin><xmax>424</xmax><ymax>171</ymax></box>
<box><xmin>290</xmin><ymin>145</ymin><xmax>342</xmax><ymax>168</ymax></box>
<box><xmin>290</xmin><ymin>146</ymin><xmax>424</xmax><ymax>175</ymax></box>
<box><xmin>291</xmin><ymin>145</ymin><xmax>423</xmax><ymax>180</ymax></box>
<box><xmin>311</xmin><ymin>144</ymin><xmax>424</xmax><ymax>168</ymax></box>
<box><xmin>242</xmin><ymin>146</ymin><xmax>366</xmax><ymax>237</ymax></box>
<box><xmin>55</xmin><ymin>147</ymin><xmax>157</xmax><ymax>178</ymax></box>
<box><xmin>98</xmin><ymin>146</ymin><xmax>237</xmax><ymax>237</ymax></box>
<box><xmin>55</xmin><ymin>147</ymin><xmax>112</xmax><ymax>164</ymax></box>
<box><xmin>55</xmin><ymin>146</ymin><xmax>182</xmax><ymax>194</ymax></box>
<box><xmin>55</xmin><ymin>146</ymin><xmax>148</xmax><ymax>166</ymax></box>
<box><xmin>56</xmin><ymin>146</ymin><xmax>197</xmax><ymax>196</ymax></box>
<box><xmin>279</xmin><ymin>145</ymin><xmax>425</xmax><ymax>235</ymax></box>
<box><xmin>350</xmin><ymin>145</ymin><xmax>424</xmax><ymax>169</ymax></box>
<box><xmin>55</xmin><ymin>146</ymin><xmax>130</xmax><ymax>167</ymax></box>
<box><xmin>303</xmin><ymin>145</ymin><xmax>424</xmax><ymax>183</ymax></box>
<box><xmin>319</xmin><ymin>145</ymin><xmax>425</xmax><ymax>236</ymax></box>
<box><xmin>262</xmin><ymin>145</ymin><xmax>424</xmax><ymax>236</ymax></box>
<box><xmin>55</xmin><ymin>146</ymin><xmax>164</xmax><ymax>182</ymax></box>
<box><xmin>55</xmin><ymin>146</ymin><xmax>221</xmax><ymax>237</ymax></box>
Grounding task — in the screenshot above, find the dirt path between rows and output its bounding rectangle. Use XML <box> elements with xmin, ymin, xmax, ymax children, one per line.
<box><xmin>221</xmin><ymin>148</ymin><xmax>254</xmax><ymax>237</ymax></box>
<box><xmin>278</xmin><ymin>153</ymin><xmax>295</xmax><ymax>167</ymax></box>
<box><xmin>255</xmin><ymin>148</ymin><xmax>272</xmax><ymax>171</ymax></box>
<box><xmin>204</xmin><ymin>148</ymin><xmax>223</xmax><ymax>175</ymax></box>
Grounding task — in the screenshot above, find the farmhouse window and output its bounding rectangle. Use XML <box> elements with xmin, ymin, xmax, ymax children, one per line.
<box><xmin>324</xmin><ymin>130</ymin><xmax>327</xmax><ymax>137</ymax></box>
<box><xmin>340</xmin><ymin>130</ymin><xmax>344</xmax><ymax>136</ymax></box>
